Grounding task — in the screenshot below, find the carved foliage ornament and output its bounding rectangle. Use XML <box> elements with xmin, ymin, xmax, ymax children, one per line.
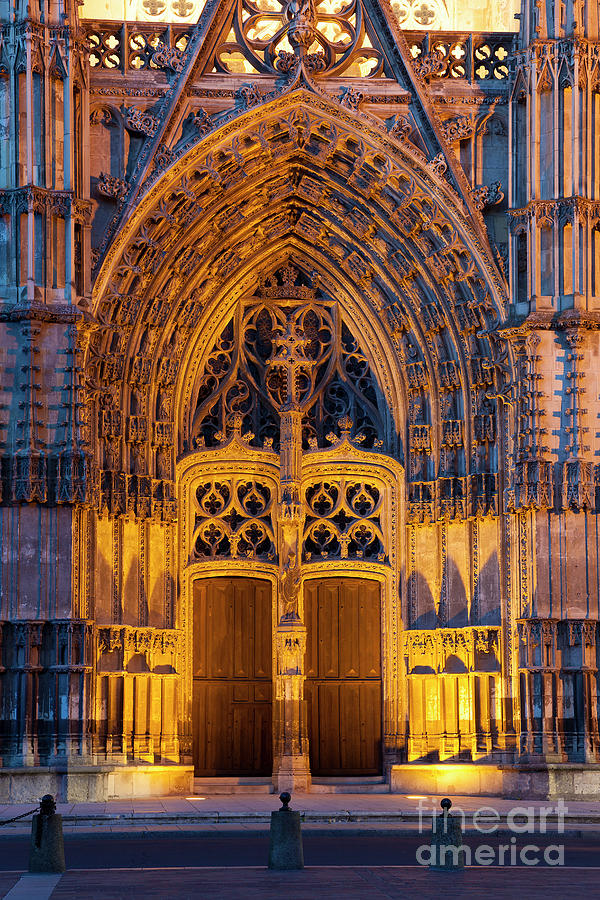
<box><xmin>97</xmin><ymin>172</ymin><xmax>128</xmax><ymax>200</ymax></box>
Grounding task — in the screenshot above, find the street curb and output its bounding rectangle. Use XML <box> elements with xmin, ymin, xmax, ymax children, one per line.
<box><xmin>2</xmin><ymin>811</ymin><xmax>600</xmax><ymax>827</ymax></box>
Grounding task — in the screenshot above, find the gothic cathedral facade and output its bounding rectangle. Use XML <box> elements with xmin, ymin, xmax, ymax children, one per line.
<box><xmin>1</xmin><ymin>0</ymin><xmax>600</xmax><ymax>800</ymax></box>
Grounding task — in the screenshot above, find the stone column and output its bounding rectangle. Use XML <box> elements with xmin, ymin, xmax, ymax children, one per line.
<box><xmin>268</xmin><ymin>318</ymin><xmax>313</xmax><ymax>791</ymax></box>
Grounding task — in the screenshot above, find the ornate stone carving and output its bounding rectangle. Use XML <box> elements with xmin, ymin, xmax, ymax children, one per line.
<box><xmin>97</xmin><ymin>172</ymin><xmax>128</xmax><ymax>200</ymax></box>
<box><xmin>151</xmin><ymin>41</ymin><xmax>187</xmax><ymax>72</ymax></box>
<box><xmin>441</xmin><ymin>115</ymin><xmax>475</xmax><ymax>143</ymax></box>
<box><xmin>509</xmin><ymin>459</ymin><xmax>554</xmax><ymax>511</ymax></box>
<box><xmin>413</xmin><ymin>50</ymin><xmax>446</xmax><ymax>78</ymax></box>
<box><xmin>472</xmin><ymin>181</ymin><xmax>504</xmax><ymax>210</ymax></box>
<box><xmin>122</xmin><ymin>106</ymin><xmax>159</xmax><ymax>136</ymax></box>
<box><xmin>192</xmin><ymin>477</ymin><xmax>276</xmax><ymax>561</ymax></box>
<box><xmin>303</xmin><ymin>478</ymin><xmax>385</xmax><ymax>562</ymax></box>
<box><xmin>339</xmin><ymin>87</ymin><xmax>364</xmax><ymax>111</ymax></box>
<box><xmin>190</xmin><ymin>268</ymin><xmax>390</xmax><ymax>454</ymax></box>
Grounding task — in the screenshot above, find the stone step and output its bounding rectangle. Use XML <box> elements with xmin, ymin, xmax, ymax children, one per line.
<box><xmin>310</xmin><ymin>777</ymin><xmax>390</xmax><ymax>794</ymax></box>
<box><xmin>193</xmin><ymin>778</ymin><xmax>274</xmax><ymax>794</ymax></box>
<box><xmin>309</xmin><ymin>783</ymin><xmax>390</xmax><ymax>793</ymax></box>
<box><xmin>192</xmin><ymin>776</ymin><xmax>391</xmax><ymax>794</ymax></box>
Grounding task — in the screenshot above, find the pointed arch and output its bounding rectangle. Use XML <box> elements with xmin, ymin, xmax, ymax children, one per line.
<box><xmin>88</xmin><ymin>89</ymin><xmax>510</xmax><ymax>523</ymax></box>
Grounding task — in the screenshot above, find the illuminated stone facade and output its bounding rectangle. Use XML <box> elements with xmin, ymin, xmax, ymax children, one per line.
<box><xmin>1</xmin><ymin>0</ymin><xmax>600</xmax><ymax>801</ymax></box>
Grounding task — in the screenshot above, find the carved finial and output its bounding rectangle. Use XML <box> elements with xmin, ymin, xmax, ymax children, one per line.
<box><xmin>338</xmin><ymin>415</ymin><xmax>353</xmax><ymax>436</ymax></box>
<box><xmin>279</xmin><ymin>791</ymin><xmax>292</xmax><ymax>810</ymax></box>
<box><xmin>285</xmin><ymin>0</ymin><xmax>316</xmax><ymax>53</ymax></box>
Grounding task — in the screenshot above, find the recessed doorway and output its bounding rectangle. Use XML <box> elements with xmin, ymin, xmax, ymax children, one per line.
<box><xmin>193</xmin><ymin>577</ymin><xmax>273</xmax><ymax>776</ymax></box>
<box><xmin>304</xmin><ymin>577</ymin><xmax>382</xmax><ymax>775</ymax></box>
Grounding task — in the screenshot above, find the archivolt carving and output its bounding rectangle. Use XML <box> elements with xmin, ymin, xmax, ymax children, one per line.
<box><xmin>87</xmin><ymin>94</ymin><xmax>507</xmax><ymax>526</ymax></box>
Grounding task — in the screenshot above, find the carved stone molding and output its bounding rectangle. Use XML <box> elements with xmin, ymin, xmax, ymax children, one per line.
<box><xmin>507</xmin><ymin>458</ymin><xmax>553</xmax><ymax>512</ymax></box>
<box><xmin>99</xmin><ymin>471</ymin><xmax>176</xmax><ymax>521</ymax></box>
<box><xmin>1</xmin><ymin>450</ymin><xmax>95</xmax><ymax>508</ymax></box>
<box><xmin>97</xmin><ymin>625</ymin><xmax>181</xmax><ymax>673</ymax></box>
<box><xmin>403</xmin><ymin>625</ymin><xmax>501</xmax><ymax>674</ymax></box>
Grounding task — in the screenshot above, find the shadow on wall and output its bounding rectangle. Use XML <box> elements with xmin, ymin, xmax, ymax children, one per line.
<box><xmin>412</xmin><ymin>549</ymin><xmax>501</xmax><ymax>628</ymax></box>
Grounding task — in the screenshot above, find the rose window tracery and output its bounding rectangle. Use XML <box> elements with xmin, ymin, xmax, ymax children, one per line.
<box><xmin>211</xmin><ymin>0</ymin><xmax>386</xmax><ymax>77</ymax></box>
<box><xmin>191</xmin><ymin>288</ymin><xmax>391</xmax><ymax>453</ymax></box>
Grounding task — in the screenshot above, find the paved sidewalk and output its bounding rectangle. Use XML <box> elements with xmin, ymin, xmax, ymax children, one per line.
<box><xmin>0</xmin><ymin>792</ymin><xmax>596</xmax><ymax>833</ymax></box>
<box><xmin>3</xmin><ymin>866</ymin><xmax>600</xmax><ymax>900</ymax></box>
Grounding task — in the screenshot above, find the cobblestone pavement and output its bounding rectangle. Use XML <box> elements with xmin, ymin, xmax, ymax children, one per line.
<box><xmin>22</xmin><ymin>866</ymin><xmax>600</xmax><ymax>899</ymax></box>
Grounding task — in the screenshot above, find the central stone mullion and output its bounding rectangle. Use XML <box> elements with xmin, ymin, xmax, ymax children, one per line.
<box><xmin>268</xmin><ymin>315</ymin><xmax>312</xmax><ymax>791</ymax></box>
<box><xmin>279</xmin><ymin>409</ymin><xmax>303</xmax><ymax>488</ymax></box>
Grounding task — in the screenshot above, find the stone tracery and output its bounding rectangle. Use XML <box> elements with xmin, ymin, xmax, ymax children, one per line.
<box><xmin>5</xmin><ymin>0</ymin><xmax>600</xmax><ymax>803</ymax></box>
<box><xmin>190</xmin><ymin>276</ymin><xmax>391</xmax><ymax>454</ymax></box>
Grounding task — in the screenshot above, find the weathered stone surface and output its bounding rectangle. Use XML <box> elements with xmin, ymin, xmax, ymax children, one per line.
<box><xmin>1</xmin><ymin>0</ymin><xmax>600</xmax><ymax>800</ymax></box>
<box><xmin>28</xmin><ymin>813</ymin><xmax>66</xmax><ymax>874</ymax></box>
<box><xmin>268</xmin><ymin>801</ymin><xmax>304</xmax><ymax>870</ymax></box>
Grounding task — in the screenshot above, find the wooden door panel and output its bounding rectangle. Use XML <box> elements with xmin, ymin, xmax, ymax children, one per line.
<box><xmin>254</xmin><ymin>580</ymin><xmax>272</xmax><ymax>678</ymax></box>
<box><xmin>360</xmin><ymin>590</ymin><xmax>381</xmax><ymax>678</ymax></box>
<box><xmin>233</xmin><ymin>580</ymin><xmax>251</xmax><ymax>677</ymax></box>
<box><xmin>339</xmin><ymin>583</ymin><xmax>360</xmax><ymax>677</ymax></box>
<box><xmin>318</xmin><ymin>582</ymin><xmax>339</xmax><ymax>677</ymax></box>
<box><xmin>339</xmin><ymin>682</ymin><xmax>360</xmax><ymax>770</ymax></box>
<box><xmin>193</xmin><ymin>577</ymin><xmax>273</xmax><ymax>776</ymax></box>
<box><xmin>304</xmin><ymin>580</ymin><xmax>319</xmax><ymax>678</ymax></box>
<box><xmin>306</xmin><ymin>578</ymin><xmax>382</xmax><ymax>776</ymax></box>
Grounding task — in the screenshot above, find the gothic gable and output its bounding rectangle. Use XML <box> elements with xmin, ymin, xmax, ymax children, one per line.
<box><xmin>85</xmin><ymin>0</ymin><xmax>511</xmax><ymax>265</ymax></box>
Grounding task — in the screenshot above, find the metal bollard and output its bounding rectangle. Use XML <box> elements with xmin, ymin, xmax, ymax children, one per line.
<box><xmin>28</xmin><ymin>794</ymin><xmax>66</xmax><ymax>874</ymax></box>
<box><xmin>429</xmin><ymin>798</ymin><xmax>465</xmax><ymax>871</ymax></box>
<box><xmin>268</xmin><ymin>791</ymin><xmax>304</xmax><ymax>870</ymax></box>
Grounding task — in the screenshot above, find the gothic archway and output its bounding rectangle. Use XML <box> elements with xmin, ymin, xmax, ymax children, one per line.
<box><xmin>177</xmin><ymin>261</ymin><xmax>402</xmax><ymax>780</ymax></box>
<box><xmin>84</xmin><ymin>89</ymin><xmax>511</xmax><ymax>784</ymax></box>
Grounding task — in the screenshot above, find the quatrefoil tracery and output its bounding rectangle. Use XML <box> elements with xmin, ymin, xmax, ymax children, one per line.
<box><xmin>193</xmin><ymin>477</ymin><xmax>276</xmax><ymax>560</ymax></box>
<box><xmin>303</xmin><ymin>478</ymin><xmax>385</xmax><ymax>561</ymax></box>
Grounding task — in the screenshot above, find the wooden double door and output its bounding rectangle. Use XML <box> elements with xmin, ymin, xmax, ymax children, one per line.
<box><xmin>305</xmin><ymin>578</ymin><xmax>382</xmax><ymax>775</ymax></box>
<box><xmin>193</xmin><ymin>577</ymin><xmax>273</xmax><ymax>775</ymax></box>
<box><xmin>192</xmin><ymin>576</ymin><xmax>382</xmax><ymax>777</ymax></box>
